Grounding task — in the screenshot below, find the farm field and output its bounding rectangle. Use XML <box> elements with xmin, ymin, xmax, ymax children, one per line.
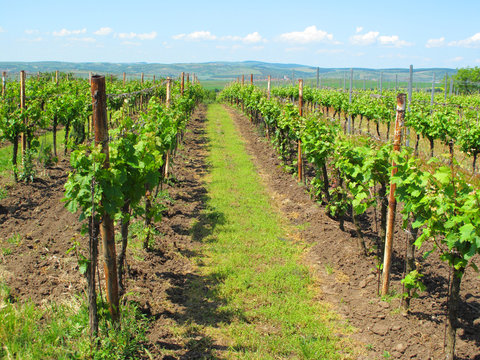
<box><xmin>1</xmin><ymin>95</ymin><xmax>479</xmax><ymax>358</ymax></box>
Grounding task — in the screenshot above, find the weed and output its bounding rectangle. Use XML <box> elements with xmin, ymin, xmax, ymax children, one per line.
<box><xmin>325</xmin><ymin>263</ymin><xmax>334</xmax><ymax>275</ymax></box>
<box><xmin>6</xmin><ymin>233</ymin><xmax>21</xmax><ymax>246</ymax></box>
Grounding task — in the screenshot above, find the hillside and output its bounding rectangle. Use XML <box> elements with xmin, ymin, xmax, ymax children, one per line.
<box><xmin>0</xmin><ymin>61</ymin><xmax>457</xmax><ymax>82</ymax></box>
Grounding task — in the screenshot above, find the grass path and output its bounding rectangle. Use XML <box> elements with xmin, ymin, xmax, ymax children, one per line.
<box><xmin>180</xmin><ymin>103</ymin><xmax>353</xmax><ymax>359</ymax></box>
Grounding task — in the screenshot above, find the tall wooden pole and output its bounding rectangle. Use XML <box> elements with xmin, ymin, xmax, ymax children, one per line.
<box><xmin>20</xmin><ymin>71</ymin><xmax>27</xmax><ymax>155</ymax></box>
<box><xmin>298</xmin><ymin>79</ymin><xmax>304</xmax><ymax>183</ymax></box>
<box><xmin>166</xmin><ymin>77</ymin><xmax>171</xmax><ymax>107</ymax></box>
<box><xmin>91</xmin><ymin>75</ymin><xmax>120</xmax><ymax>323</ymax></box>
<box><xmin>123</xmin><ymin>72</ymin><xmax>126</xmax><ymax>86</ymax></box>
<box><xmin>267</xmin><ymin>75</ymin><xmax>271</xmax><ymax>100</ymax></box>
<box><xmin>250</xmin><ymin>73</ymin><xmax>253</xmax><ymax>85</ymax></box>
<box><xmin>381</xmin><ymin>93</ymin><xmax>406</xmax><ymax>296</ymax></box>
<box><xmin>181</xmin><ymin>72</ymin><xmax>185</xmax><ymax>96</ymax></box>
<box><xmin>2</xmin><ymin>71</ymin><xmax>6</xmax><ymax>96</ymax></box>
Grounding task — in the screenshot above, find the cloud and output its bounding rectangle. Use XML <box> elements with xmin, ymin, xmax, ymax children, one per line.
<box><xmin>0</xmin><ymin>26</ymin><xmax>4</xmax><ymax>33</ymax></box>
<box><xmin>173</xmin><ymin>30</ymin><xmax>216</xmax><ymax>41</ymax></box>
<box><xmin>426</xmin><ymin>37</ymin><xmax>445</xmax><ymax>48</ymax></box>
<box><xmin>350</xmin><ymin>30</ymin><xmax>411</xmax><ymax>47</ymax></box>
<box><xmin>53</xmin><ymin>28</ymin><xmax>86</xmax><ymax>36</ymax></box>
<box><xmin>316</xmin><ymin>49</ymin><xmax>345</xmax><ymax>54</ymax></box>
<box><xmin>70</xmin><ymin>37</ymin><xmax>96</xmax><ymax>43</ymax></box>
<box><xmin>122</xmin><ymin>41</ymin><xmax>140</xmax><ymax>46</ymax></box>
<box><xmin>285</xmin><ymin>47</ymin><xmax>307</xmax><ymax>52</ymax></box>
<box><xmin>94</xmin><ymin>27</ymin><xmax>113</xmax><ymax>36</ymax></box>
<box><xmin>118</xmin><ymin>31</ymin><xmax>157</xmax><ymax>40</ymax></box>
<box><xmin>451</xmin><ymin>56</ymin><xmax>464</xmax><ymax>62</ymax></box>
<box><xmin>378</xmin><ymin>35</ymin><xmax>412</xmax><ymax>47</ymax></box>
<box><xmin>221</xmin><ymin>31</ymin><xmax>265</xmax><ymax>44</ymax></box>
<box><xmin>350</xmin><ymin>31</ymin><xmax>379</xmax><ymax>45</ymax></box>
<box><xmin>449</xmin><ymin>32</ymin><xmax>480</xmax><ymax>48</ymax></box>
<box><xmin>279</xmin><ymin>25</ymin><xmax>335</xmax><ymax>44</ymax></box>
<box><xmin>356</xmin><ymin>26</ymin><xmax>363</xmax><ymax>33</ymax></box>
<box><xmin>25</xmin><ymin>29</ymin><xmax>39</xmax><ymax>35</ymax></box>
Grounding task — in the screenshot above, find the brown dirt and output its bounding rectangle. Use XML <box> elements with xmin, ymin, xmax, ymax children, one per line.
<box><xmin>1</xmin><ymin>103</ymin><xmax>479</xmax><ymax>359</ymax></box>
<box><xmin>226</xmin><ymin>105</ymin><xmax>480</xmax><ymax>360</ymax></box>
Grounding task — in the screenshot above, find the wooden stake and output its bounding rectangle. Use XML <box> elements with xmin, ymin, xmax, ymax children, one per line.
<box><xmin>381</xmin><ymin>93</ymin><xmax>406</xmax><ymax>296</ymax></box>
<box><xmin>20</xmin><ymin>71</ymin><xmax>27</xmax><ymax>155</ymax></box>
<box><xmin>267</xmin><ymin>75</ymin><xmax>271</xmax><ymax>100</ymax></box>
<box><xmin>141</xmin><ymin>72</ymin><xmax>144</xmax><ymax>85</ymax></box>
<box><xmin>2</xmin><ymin>71</ymin><xmax>6</xmax><ymax>96</ymax></box>
<box><xmin>298</xmin><ymin>79</ymin><xmax>304</xmax><ymax>183</ymax></box>
<box><xmin>241</xmin><ymin>75</ymin><xmax>244</xmax><ymax>86</ymax></box>
<box><xmin>181</xmin><ymin>72</ymin><xmax>185</xmax><ymax>96</ymax></box>
<box><xmin>91</xmin><ymin>75</ymin><xmax>120</xmax><ymax>323</ymax></box>
<box><xmin>250</xmin><ymin>73</ymin><xmax>253</xmax><ymax>84</ymax></box>
<box><xmin>166</xmin><ymin>77</ymin><xmax>171</xmax><ymax>107</ymax></box>
<box><xmin>153</xmin><ymin>75</ymin><xmax>155</xmax><ymax>84</ymax></box>
<box><xmin>123</xmin><ymin>72</ymin><xmax>126</xmax><ymax>86</ymax></box>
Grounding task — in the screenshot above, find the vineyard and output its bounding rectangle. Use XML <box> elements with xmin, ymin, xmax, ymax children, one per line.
<box><xmin>0</xmin><ymin>69</ymin><xmax>479</xmax><ymax>359</ymax></box>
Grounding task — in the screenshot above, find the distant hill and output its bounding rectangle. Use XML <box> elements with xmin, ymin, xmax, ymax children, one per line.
<box><xmin>0</xmin><ymin>61</ymin><xmax>457</xmax><ymax>82</ymax></box>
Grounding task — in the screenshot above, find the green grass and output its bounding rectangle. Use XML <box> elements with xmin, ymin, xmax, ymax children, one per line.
<box><xmin>0</xmin><ymin>282</ymin><xmax>148</xmax><ymax>359</ymax></box>
<box><xmin>172</xmin><ymin>103</ymin><xmax>353</xmax><ymax>359</ymax></box>
<box><xmin>0</xmin><ymin>128</ymin><xmax>66</xmax><ymax>179</ymax></box>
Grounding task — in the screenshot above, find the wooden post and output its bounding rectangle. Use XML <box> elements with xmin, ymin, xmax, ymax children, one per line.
<box><xmin>250</xmin><ymin>73</ymin><xmax>253</xmax><ymax>84</ymax></box>
<box><xmin>444</xmin><ymin>72</ymin><xmax>448</xmax><ymax>101</ymax></box>
<box><xmin>166</xmin><ymin>77</ymin><xmax>171</xmax><ymax>107</ymax></box>
<box><xmin>267</xmin><ymin>75</ymin><xmax>271</xmax><ymax>100</ymax></box>
<box><xmin>181</xmin><ymin>72</ymin><xmax>185</xmax><ymax>96</ymax></box>
<box><xmin>141</xmin><ymin>72</ymin><xmax>144</xmax><ymax>85</ymax></box>
<box><xmin>153</xmin><ymin>75</ymin><xmax>155</xmax><ymax>84</ymax></box>
<box><xmin>381</xmin><ymin>93</ymin><xmax>406</xmax><ymax>296</ymax></box>
<box><xmin>123</xmin><ymin>72</ymin><xmax>126</xmax><ymax>86</ymax></box>
<box><xmin>298</xmin><ymin>79</ymin><xmax>303</xmax><ymax>183</ymax></box>
<box><xmin>241</xmin><ymin>74</ymin><xmax>244</xmax><ymax>86</ymax></box>
<box><xmin>406</xmin><ymin>65</ymin><xmax>413</xmax><ymax>147</ymax></box>
<box><xmin>2</xmin><ymin>71</ymin><xmax>6</xmax><ymax>96</ymax></box>
<box><xmin>186</xmin><ymin>73</ymin><xmax>190</xmax><ymax>84</ymax></box>
<box><xmin>55</xmin><ymin>70</ymin><xmax>58</xmax><ymax>84</ymax></box>
<box><xmin>431</xmin><ymin>73</ymin><xmax>435</xmax><ymax>105</ymax></box>
<box><xmin>348</xmin><ymin>69</ymin><xmax>353</xmax><ymax>134</ymax></box>
<box><xmin>91</xmin><ymin>75</ymin><xmax>120</xmax><ymax>323</ymax></box>
<box><xmin>20</xmin><ymin>71</ymin><xmax>27</xmax><ymax>155</ymax></box>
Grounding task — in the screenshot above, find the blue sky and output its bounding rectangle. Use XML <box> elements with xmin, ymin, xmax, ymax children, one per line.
<box><xmin>1</xmin><ymin>0</ymin><xmax>479</xmax><ymax>68</ymax></box>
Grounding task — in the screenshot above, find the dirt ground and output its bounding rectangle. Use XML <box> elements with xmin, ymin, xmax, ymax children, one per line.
<box><xmin>0</xmin><ymin>103</ymin><xmax>479</xmax><ymax>359</ymax></box>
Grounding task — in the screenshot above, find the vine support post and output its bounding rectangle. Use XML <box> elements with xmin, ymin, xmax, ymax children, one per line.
<box><xmin>381</xmin><ymin>93</ymin><xmax>406</xmax><ymax>297</ymax></box>
<box><xmin>267</xmin><ymin>75</ymin><xmax>271</xmax><ymax>100</ymax></box>
<box><xmin>91</xmin><ymin>75</ymin><xmax>120</xmax><ymax>323</ymax></box>
<box><xmin>180</xmin><ymin>72</ymin><xmax>185</xmax><ymax>96</ymax></box>
<box><xmin>141</xmin><ymin>72</ymin><xmax>144</xmax><ymax>85</ymax></box>
<box><xmin>241</xmin><ymin>74</ymin><xmax>244</xmax><ymax>86</ymax></box>
<box><xmin>55</xmin><ymin>70</ymin><xmax>58</xmax><ymax>84</ymax></box>
<box><xmin>406</xmin><ymin>65</ymin><xmax>413</xmax><ymax>147</ymax></box>
<box><xmin>250</xmin><ymin>73</ymin><xmax>253</xmax><ymax>85</ymax></box>
<box><xmin>123</xmin><ymin>72</ymin><xmax>126</xmax><ymax>86</ymax></box>
<box><xmin>153</xmin><ymin>75</ymin><xmax>155</xmax><ymax>84</ymax></box>
<box><xmin>20</xmin><ymin>70</ymin><xmax>27</xmax><ymax>155</ymax></box>
<box><xmin>166</xmin><ymin>77</ymin><xmax>171</xmax><ymax>107</ymax></box>
<box><xmin>298</xmin><ymin>79</ymin><xmax>303</xmax><ymax>183</ymax></box>
<box><xmin>348</xmin><ymin>68</ymin><xmax>353</xmax><ymax>134</ymax></box>
<box><xmin>1</xmin><ymin>71</ymin><xmax>6</xmax><ymax>96</ymax></box>
<box><xmin>186</xmin><ymin>73</ymin><xmax>189</xmax><ymax>84</ymax></box>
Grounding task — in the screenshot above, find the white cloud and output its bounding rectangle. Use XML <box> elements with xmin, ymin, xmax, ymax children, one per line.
<box><xmin>25</xmin><ymin>29</ymin><xmax>39</xmax><ymax>35</ymax></box>
<box><xmin>20</xmin><ymin>37</ymin><xmax>43</xmax><ymax>43</ymax></box>
<box><xmin>378</xmin><ymin>35</ymin><xmax>412</xmax><ymax>47</ymax></box>
<box><xmin>316</xmin><ymin>49</ymin><xmax>345</xmax><ymax>54</ymax></box>
<box><xmin>350</xmin><ymin>31</ymin><xmax>379</xmax><ymax>45</ymax></box>
<box><xmin>426</xmin><ymin>37</ymin><xmax>445</xmax><ymax>48</ymax></box>
<box><xmin>449</xmin><ymin>32</ymin><xmax>480</xmax><ymax>48</ymax></box>
<box><xmin>94</xmin><ymin>27</ymin><xmax>113</xmax><ymax>36</ymax></box>
<box><xmin>0</xmin><ymin>26</ymin><xmax>4</xmax><ymax>33</ymax></box>
<box><xmin>173</xmin><ymin>30</ymin><xmax>216</xmax><ymax>41</ymax></box>
<box><xmin>118</xmin><ymin>31</ymin><xmax>157</xmax><ymax>40</ymax></box>
<box><xmin>220</xmin><ymin>31</ymin><xmax>265</xmax><ymax>44</ymax></box>
<box><xmin>350</xmin><ymin>30</ymin><xmax>411</xmax><ymax>47</ymax></box>
<box><xmin>70</xmin><ymin>37</ymin><xmax>96</xmax><ymax>43</ymax></box>
<box><xmin>53</xmin><ymin>28</ymin><xmax>86</xmax><ymax>36</ymax></box>
<box><xmin>356</xmin><ymin>26</ymin><xmax>363</xmax><ymax>33</ymax></box>
<box><xmin>122</xmin><ymin>41</ymin><xmax>140</xmax><ymax>46</ymax></box>
<box><xmin>476</xmin><ymin>58</ymin><xmax>480</xmax><ymax>63</ymax></box>
<box><xmin>285</xmin><ymin>47</ymin><xmax>307</xmax><ymax>52</ymax></box>
<box><xmin>279</xmin><ymin>25</ymin><xmax>335</xmax><ymax>44</ymax></box>
<box><xmin>451</xmin><ymin>56</ymin><xmax>464</xmax><ymax>62</ymax></box>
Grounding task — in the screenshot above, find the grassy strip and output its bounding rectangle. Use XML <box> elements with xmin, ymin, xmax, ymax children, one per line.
<box><xmin>0</xmin><ymin>129</ymin><xmax>66</xmax><ymax>180</ymax></box>
<box><xmin>0</xmin><ymin>283</ymin><xmax>148</xmax><ymax>359</ymax></box>
<box><xmin>182</xmin><ymin>103</ymin><xmax>353</xmax><ymax>359</ymax></box>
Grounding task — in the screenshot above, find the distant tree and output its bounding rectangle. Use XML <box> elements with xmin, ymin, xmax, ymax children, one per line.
<box><xmin>454</xmin><ymin>66</ymin><xmax>480</xmax><ymax>94</ymax></box>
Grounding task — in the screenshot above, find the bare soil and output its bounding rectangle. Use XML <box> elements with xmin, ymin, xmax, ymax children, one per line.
<box><xmin>0</xmin><ymin>103</ymin><xmax>479</xmax><ymax>359</ymax></box>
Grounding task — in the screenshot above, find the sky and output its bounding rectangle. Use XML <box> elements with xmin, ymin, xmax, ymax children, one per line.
<box><xmin>1</xmin><ymin>0</ymin><xmax>479</xmax><ymax>69</ymax></box>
